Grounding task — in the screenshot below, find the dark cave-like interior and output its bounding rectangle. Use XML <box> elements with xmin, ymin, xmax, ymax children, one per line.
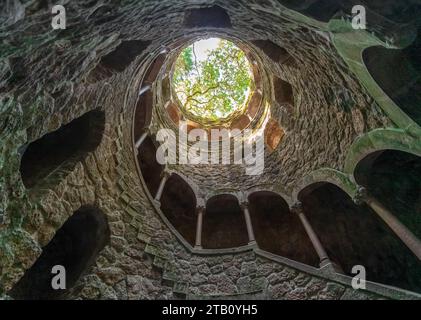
<box><xmin>20</xmin><ymin>109</ymin><xmax>105</xmax><ymax>189</ymax></box>
<box><xmin>9</xmin><ymin>206</ymin><xmax>110</xmax><ymax>300</ymax></box>
<box><xmin>203</xmin><ymin>195</ymin><xmax>249</xmax><ymax>249</ymax></box>
<box><xmin>299</xmin><ymin>183</ymin><xmax>421</xmax><ymax>293</ymax></box>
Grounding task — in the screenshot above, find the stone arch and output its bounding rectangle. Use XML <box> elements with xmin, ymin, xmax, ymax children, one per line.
<box><xmin>202</xmin><ymin>194</ymin><xmax>248</xmax><ymax>249</ymax></box>
<box><xmin>160</xmin><ymin>173</ymin><xmax>198</xmax><ymax>246</ymax></box>
<box><xmin>248</xmin><ymin>191</ymin><xmax>319</xmax><ymax>267</ymax></box>
<box><xmin>9</xmin><ymin>205</ymin><xmax>110</xmax><ymax>300</ymax></box>
<box><xmin>244</xmin><ymin>187</ymin><xmax>292</xmax><ymax>205</ymax></box>
<box><xmin>298</xmin><ymin>182</ymin><xmax>421</xmax><ymax>293</ymax></box>
<box><xmin>344</xmin><ymin>128</ymin><xmax>421</xmax><ymax>175</ymax></box>
<box><xmin>204</xmin><ymin>190</ymin><xmax>242</xmax><ymax>203</ymax></box>
<box><xmin>292</xmin><ymin>168</ymin><xmax>356</xmax><ymax>202</ymax></box>
<box><xmin>20</xmin><ymin>109</ymin><xmax>105</xmax><ymax>189</ymax></box>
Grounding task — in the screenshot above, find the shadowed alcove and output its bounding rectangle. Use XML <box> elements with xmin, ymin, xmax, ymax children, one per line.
<box><xmin>20</xmin><ymin>109</ymin><xmax>105</xmax><ymax>189</ymax></box>
<box><xmin>183</xmin><ymin>5</ymin><xmax>232</xmax><ymax>29</ymax></box>
<box><xmin>355</xmin><ymin>150</ymin><xmax>421</xmax><ymax>239</ymax></box>
<box><xmin>264</xmin><ymin>119</ymin><xmax>285</xmax><ymax>152</ymax></box>
<box><xmin>137</xmin><ymin>136</ymin><xmax>164</xmax><ymax>197</ymax></box>
<box><xmin>160</xmin><ymin>174</ymin><xmax>197</xmax><ymax>246</ymax></box>
<box><xmin>9</xmin><ymin>206</ymin><xmax>110</xmax><ymax>300</ymax></box>
<box><xmin>202</xmin><ymin>194</ymin><xmax>248</xmax><ymax>249</ymax></box>
<box><xmin>274</xmin><ymin>76</ymin><xmax>294</xmax><ymax>114</ymax></box>
<box><xmin>363</xmin><ymin>28</ymin><xmax>421</xmax><ymax>125</ymax></box>
<box><xmin>144</xmin><ymin>52</ymin><xmax>167</xmax><ymax>86</ymax></box>
<box><xmin>133</xmin><ymin>89</ymin><xmax>153</xmax><ymax>143</ymax></box>
<box><xmin>299</xmin><ymin>182</ymin><xmax>421</xmax><ymax>293</ymax></box>
<box><xmin>248</xmin><ymin>191</ymin><xmax>319</xmax><ymax>267</ymax></box>
<box><xmin>88</xmin><ymin>40</ymin><xmax>151</xmax><ymax>83</ymax></box>
<box><xmin>251</xmin><ymin>40</ymin><xmax>295</xmax><ymax>66</ymax></box>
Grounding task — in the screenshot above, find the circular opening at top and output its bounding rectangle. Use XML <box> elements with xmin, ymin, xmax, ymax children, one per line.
<box><xmin>172</xmin><ymin>37</ymin><xmax>254</xmax><ymax>125</ymax></box>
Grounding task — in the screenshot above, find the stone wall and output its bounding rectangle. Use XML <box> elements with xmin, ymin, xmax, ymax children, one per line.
<box><xmin>0</xmin><ymin>0</ymin><xmax>418</xmax><ymax>300</ymax></box>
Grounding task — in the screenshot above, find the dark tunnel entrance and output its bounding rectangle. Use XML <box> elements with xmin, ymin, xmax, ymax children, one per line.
<box><xmin>9</xmin><ymin>206</ymin><xmax>110</xmax><ymax>300</ymax></box>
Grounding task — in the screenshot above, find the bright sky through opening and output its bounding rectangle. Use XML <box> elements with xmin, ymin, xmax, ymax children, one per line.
<box><xmin>193</xmin><ymin>38</ymin><xmax>221</xmax><ymax>62</ymax></box>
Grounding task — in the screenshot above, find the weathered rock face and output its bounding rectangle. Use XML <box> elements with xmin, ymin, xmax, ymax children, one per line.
<box><xmin>0</xmin><ymin>0</ymin><xmax>420</xmax><ymax>300</ymax></box>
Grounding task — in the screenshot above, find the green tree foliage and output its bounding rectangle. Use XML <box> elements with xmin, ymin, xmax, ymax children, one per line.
<box><xmin>173</xmin><ymin>39</ymin><xmax>253</xmax><ymax>122</ymax></box>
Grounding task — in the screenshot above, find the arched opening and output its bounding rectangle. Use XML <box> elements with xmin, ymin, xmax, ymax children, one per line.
<box><xmin>160</xmin><ymin>174</ymin><xmax>197</xmax><ymax>246</ymax></box>
<box><xmin>9</xmin><ymin>206</ymin><xmax>110</xmax><ymax>300</ymax></box>
<box><xmin>20</xmin><ymin>109</ymin><xmax>105</xmax><ymax>189</ymax></box>
<box><xmin>274</xmin><ymin>76</ymin><xmax>294</xmax><ymax>113</ymax></box>
<box><xmin>202</xmin><ymin>194</ymin><xmax>248</xmax><ymax>249</ymax></box>
<box><xmin>87</xmin><ymin>40</ymin><xmax>151</xmax><ymax>83</ymax></box>
<box><xmin>144</xmin><ymin>53</ymin><xmax>166</xmax><ymax>85</ymax></box>
<box><xmin>183</xmin><ymin>5</ymin><xmax>232</xmax><ymax>28</ymax></box>
<box><xmin>264</xmin><ymin>119</ymin><xmax>285</xmax><ymax>152</ymax></box>
<box><xmin>299</xmin><ymin>182</ymin><xmax>421</xmax><ymax>293</ymax></box>
<box><xmin>165</xmin><ymin>101</ymin><xmax>181</xmax><ymax>125</ymax></box>
<box><xmin>363</xmin><ymin>28</ymin><xmax>421</xmax><ymax>125</ymax></box>
<box><xmin>251</xmin><ymin>40</ymin><xmax>295</xmax><ymax>66</ymax></box>
<box><xmin>355</xmin><ymin>150</ymin><xmax>421</xmax><ymax>239</ymax></box>
<box><xmin>133</xmin><ymin>89</ymin><xmax>153</xmax><ymax>142</ymax></box>
<box><xmin>248</xmin><ymin>191</ymin><xmax>319</xmax><ymax>267</ymax></box>
<box><xmin>137</xmin><ymin>136</ymin><xmax>164</xmax><ymax>197</ymax></box>
<box><xmin>245</xmin><ymin>91</ymin><xmax>262</xmax><ymax>119</ymax></box>
<box><xmin>230</xmin><ymin>114</ymin><xmax>251</xmax><ymax>131</ymax></box>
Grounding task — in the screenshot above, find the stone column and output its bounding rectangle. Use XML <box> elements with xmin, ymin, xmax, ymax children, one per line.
<box><xmin>195</xmin><ymin>205</ymin><xmax>205</xmax><ymax>249</ymax></box>
<box><xmin>291</xmin><ymin>201</ymin><xmax>331</xmax><ymax>267</ymax></box>
<box><xmin>354</xmin><ymin>186</ymin><xmax>421</xmax><ymax>260</ymax></box>
<box><xmin>241</xmin><ymin>201</ymin><xmax>257</xmax><ymax>245</ymax></box>
<box><xmin>154</xmin><ymin>171</ymin><xmax>170</xmax><ymax>202</ymax></box>
<box><xmin>135</xmin><ymin>131</ymin><xmax>149</xmax><ymax>149</ymax></box>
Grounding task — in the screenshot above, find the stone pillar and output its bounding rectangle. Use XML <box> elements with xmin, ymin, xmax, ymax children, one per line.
<box><xmin>154</xmin><ymin>171</ymin><xmax>170</xmax><ymax>202</ymax></box>
<box><xmin>135</xmin><ymin>131</ymin><xmax>149</xmax><ymax>149</ymax></box>
<box><xmin>195</xmin><ymin>205</ymin><xmax>205</xmax><ymax>249</ymax></box>
<box><xmin>241</xmin><ymin>201</ymin><xmax>257</xmax><ymax>245</ymax></box>
<box><xmin>291</xmin><ymin>201</ymin><xmax>331</xmax><ymax>267</ymax></box>
<box><xmin>354</xmin><ymin>186</ymin><xmax>421</xmax><ymax>260</ymax></box>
